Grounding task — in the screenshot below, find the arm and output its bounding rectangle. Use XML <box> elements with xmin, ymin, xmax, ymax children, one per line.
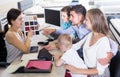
<box><xmin>98</xmin><ymin>52</ymin><xmax>113</xmax><ymax>65</ymax></box>
<box><xmin>55</xmin><ymin>26</ymin><xmax>75</xmax><ymax>35</ymax></box>
<box><xmin>55</xmin><ymin>52</ymin><xmax>64</xmax><ymax>66</ymax></box>
<box><xmin>44</xmin><ymin>40</ymin><xmax>59</xmax><ymax>50</ymax></box>
<box><xmin>98</xmin><ymin>38</ymin><xmax>118</xmax><ymax>65</ymax></box>
<box><xmin>56</xmin><ymin>59</ymin><xmax>64</xmax><ymax>66</ymax></box>
<box><xmin>64</xmin><ymin>64</ymin><xmax>98</xmax><ymax>75</ymax></box>
<box><xmin>42</xmin><ymin>29</ymin><xmax>56</xmax><ymax>35</ymax></box>
<box><xmin>6</xmin><ymin>30</ymin><xmax>33</xmax><ymax>53</ymax></box>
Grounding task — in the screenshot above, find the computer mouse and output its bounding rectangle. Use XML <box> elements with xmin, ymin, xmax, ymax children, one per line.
<box><xmin>47</xmin><ymin>38</ymin><xmax>54</xmax><ymax>42</ymax></box>
<box><xmin>38</xmin><ymin>41</ymin><xmax>49</xmax><ymax>46</ymax></box>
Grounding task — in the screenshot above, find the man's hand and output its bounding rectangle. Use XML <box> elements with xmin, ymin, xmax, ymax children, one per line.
<box><xmin>42</xmin><ymin>29</ymin><xmax>56</xmax><ymax>35</ymax></box>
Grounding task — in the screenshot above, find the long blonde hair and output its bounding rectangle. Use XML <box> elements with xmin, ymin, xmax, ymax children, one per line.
<box><xmin>86</xmin><ymin>8</ymin><xmax>109</xmax><ymax>35</ymax></box>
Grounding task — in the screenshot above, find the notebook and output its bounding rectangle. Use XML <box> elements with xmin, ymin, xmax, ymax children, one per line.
<box><xmin>38</xmin><ymin>48</ymin><xmax>53</xmax><ymax>61</ymax></box>
<box><xmin>24</xmin><ymin>60</ymin><xmax>52</xmax><ymax>73</ymax></box>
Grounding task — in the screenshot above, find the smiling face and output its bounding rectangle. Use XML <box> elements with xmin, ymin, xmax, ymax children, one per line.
<box><xmin>70</xmin><ymin>11</ymin><xmax>84</xmax><ymax>26</ymax></box>
<box><xmin>11</xmin><ymin>13</ymin><xmax>24</xmax><ymax>28</ymax></box>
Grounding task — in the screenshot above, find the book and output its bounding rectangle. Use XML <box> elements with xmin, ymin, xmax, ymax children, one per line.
<box><xmin>5</xmin><ymin>60</ymin><xmax>52</xmax><ymax>73</ymax></box>
<box><xmin>38</xmin><ymin>48</ymin><xmax>53</xmax><ymax>61</ymax></box>
<box><xmin>21</xmin><ymin>53</ymin><xmax>38</xmax><ymax>61</ymax></box>
<box><xmin>24</xmin><ymin>60</ymin><xmax>52</xmax><ymax>73</ymax></box>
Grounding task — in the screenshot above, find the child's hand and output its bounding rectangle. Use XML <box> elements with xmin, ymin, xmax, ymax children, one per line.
<box><xmin>98</xmin><ymin>52</ymin><xmax>113</xmax><ymax>65</ymax></box>
<box><xmin>44</xmin><ymin>42</ymin><xmax>58</xmax><ymax>50</ymax></box>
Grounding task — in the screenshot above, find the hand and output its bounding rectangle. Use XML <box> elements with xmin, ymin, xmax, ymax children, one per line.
<box><xmin>64</xmin><ymin>64</ymin><xmax>79</xmax><ymax>74</ymax></box>
<box><xmin>42</xmin><ymin>29</ymin><xmax>55</xmax><ymax>35</ymax></box>
<box><xmin>27</xmin><ymin>29</ymin><xmax>33</xmax><ymax>38</ymax></box>
<box><xmin>98</xmin><ymin>52</ymin><xmax>113</xmax><ymax>65</ymax></box>
<box><xmin>37</xmin><ymin>23</ymin><xmax>40</xmax><ymax>29</ymax></box>
<box><xmin>44</xmin><ymin>42</ymin><xmax>58</xmax><ymax>50</ymax></box>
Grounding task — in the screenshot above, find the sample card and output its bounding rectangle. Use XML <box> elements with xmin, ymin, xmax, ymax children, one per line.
<box><xmin>23</xmin><ymin>15</ymin><xmax>39</xmax><ymax>38</ymax></box>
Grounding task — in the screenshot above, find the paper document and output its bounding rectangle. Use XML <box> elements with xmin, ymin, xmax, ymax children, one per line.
<box><xmin>21</xmin><ymin>53</ymin><xmax>38</xmax><ymax>61</ymax></box>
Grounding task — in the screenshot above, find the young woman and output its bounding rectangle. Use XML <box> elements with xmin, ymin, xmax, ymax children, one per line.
<box><xmin>64</xmin><ymin>8</ymin><xmax>113</xmax><ymax>77</ymax></box>
<box><xmin>5</xmin><ymin>8</ymin><xmax>33</xmax><ymax>63</ymax></box>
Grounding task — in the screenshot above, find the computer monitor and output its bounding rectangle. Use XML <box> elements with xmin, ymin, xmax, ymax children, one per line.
<box><xmin>44</xmin><ymin>8</ymin><xmax>61</xmax><ymax>26</ymax></box>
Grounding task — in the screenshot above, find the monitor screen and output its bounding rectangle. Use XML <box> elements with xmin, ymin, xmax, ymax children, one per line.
<box><xmin>45</xmin><ymin>9</ymin><xmax>60</xmax><ymax>26</ymax></box>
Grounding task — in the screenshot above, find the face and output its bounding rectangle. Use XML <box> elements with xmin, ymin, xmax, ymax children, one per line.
<box><xmin>70</xmin><ymin>11</ymin><xmax>83</xmax><ymax>25</ymax></box>
<box><xmin>59</xmin><ymin>40</ymin><xmax>71</xmax><ymax>52</ymax></box>
<box><xmin>11</xmin><ymin>13</ymin><xmax>24</xmax><ymax>28</ymax></box>
<box><xmin>61</xmin><ymin>12</ymin><xmax>69</xmax><ymax>22</ymax></box>
<box><xmin>85</xmin><ymin>16</ymin><xmax>92</xmax><ymax>30</ymax></box>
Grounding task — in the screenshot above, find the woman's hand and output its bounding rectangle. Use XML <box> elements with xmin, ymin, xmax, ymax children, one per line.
<box><xmin>64</xmin><ymin>64</ymin><xmax>79</xmax><ymax>74</ymax></box>
<box><xmin>27</xmin><ymin>29</ymin><xmax>33</xmax><ymax>38</ymax></box>
<box><xmin>98</xmin><ymin>52</ymin><xmax>113</xmax><ymax>65</ymax></box>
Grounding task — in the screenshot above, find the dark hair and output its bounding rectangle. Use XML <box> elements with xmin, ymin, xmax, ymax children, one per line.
<box><xmin>61</xmin><ymin>6</ymin><xmax>71</xmax><ymax>17</ymax></box>
<box><xmin>70</xmin><ymin>4</ymin><xmax>86</xmax><ymax>17</ymax></box>
<box><xmin>7</xmin><ymin>8</ymin><xmax>22</xmax><ymax>25</ymax></box>
<box><xmin>87</xmin><ymin>8</ymin><xmax>109</xmax><ymax>35</ymax></box>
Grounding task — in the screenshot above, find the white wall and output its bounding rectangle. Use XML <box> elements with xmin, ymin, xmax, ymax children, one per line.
<box><xmin>0</xmin><ymin>0</ymin><xmax>22</xmax><ymax>16</ymax></box>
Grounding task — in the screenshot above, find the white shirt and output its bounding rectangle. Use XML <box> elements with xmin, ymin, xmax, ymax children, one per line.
<box><xmin>72</xmin><ymin>33</ymin><xmax>111</xmax><ymax>75</ymax></box>
<box><xmin>109</xmin><ymin>38</ymin><xmax>118</xmax><ymax>56</ymax></box>
<box><xmin>61</xmin><ymin>48</ymin><xmax>87</xmax><ymax>77</ymax></box>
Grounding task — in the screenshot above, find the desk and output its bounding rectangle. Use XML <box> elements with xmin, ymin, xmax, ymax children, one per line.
<box><xmin>1</xmin><ymin>58</ymin><xmax>65</xmax><ymax>77</ymax></box>
<box><xmin>1</xmin><ymin>31</ymin><xmax>65</xmax><ymax>77</ymax></box>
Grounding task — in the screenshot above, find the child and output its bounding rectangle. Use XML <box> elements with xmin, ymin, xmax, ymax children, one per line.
<box><xmin>61</xmin><ymin>6</ymin><xmax>72</xmax><ymax>30</ymax></box>
<box><xmin>55</xmin><ymin>34</ymin><xmax>87</xmax><ymax>77</ymax></box>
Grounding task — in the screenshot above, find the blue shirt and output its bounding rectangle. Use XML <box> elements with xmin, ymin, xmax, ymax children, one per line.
<box><xmin>61</xmin><ymin>21</ymin><xmax>72</xmax><ymax>30</ymax></box>
<box><xmin>56</xmin><ymin>23</ymin><xmax>90</xmax><ymax>39</ymax></box>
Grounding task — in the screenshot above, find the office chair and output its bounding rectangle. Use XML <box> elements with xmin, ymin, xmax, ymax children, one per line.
<box><xmin>109</xmin><ymin>51</ymin><xmax>120</xmax><ymax>77</ymax></box>
<box><xmin>0</xmin><ymin>24</ymin><xmax>10</xmax><ymax>68</ymax></box>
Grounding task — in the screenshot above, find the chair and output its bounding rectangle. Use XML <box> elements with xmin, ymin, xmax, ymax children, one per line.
<box><xmin>110</xmin><ymin>51</ymin><xmax>120</xmax><ymax>77</ymax></box>
<box><xmin>0</xmin><ymin>31</ymin><xmax>10</xmax><ymax>67</ymax></box>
